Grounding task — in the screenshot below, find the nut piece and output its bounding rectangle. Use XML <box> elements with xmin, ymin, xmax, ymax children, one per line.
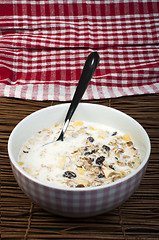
<box><xmin>102</xmin><ymin>165</ymin><xmax>114</xmax><ymax>178</ymax></box>
<box><xmin>76</xmin><ymin>184</ymin><xmax>85</xmax><ymax>188</ymax></box>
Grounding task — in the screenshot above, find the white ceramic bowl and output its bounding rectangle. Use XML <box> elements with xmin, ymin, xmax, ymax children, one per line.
<box><xmin>8</xmin><ymin>103</ymin><xmax>150</xmax><ymax>217</ymax></box>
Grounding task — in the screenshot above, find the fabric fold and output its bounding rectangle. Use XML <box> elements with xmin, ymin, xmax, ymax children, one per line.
<box><xmin>0</xmin><ymin>0</ymin><xmax>159</xmax><ymax>101</ymax></box>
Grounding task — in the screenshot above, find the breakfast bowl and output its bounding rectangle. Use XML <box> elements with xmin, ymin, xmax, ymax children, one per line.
<box><xmin>8</xmin><ymin>103</ymin><xmax>151</xmax><ymax>218</ymax></box>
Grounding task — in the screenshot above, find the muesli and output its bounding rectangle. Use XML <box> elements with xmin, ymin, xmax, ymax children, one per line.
<box><xmin>18</xmin><ymin>121</ymin><xmax>141</xmax><ymax>188</ymax></box>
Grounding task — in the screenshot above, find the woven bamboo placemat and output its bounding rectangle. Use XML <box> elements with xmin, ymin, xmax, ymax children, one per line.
<box><xmin>1</xmin><ymin>95</ymin><xmax>159</xmax><ymax>239</ymax></box>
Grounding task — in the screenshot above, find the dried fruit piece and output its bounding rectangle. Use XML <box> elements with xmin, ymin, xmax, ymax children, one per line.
<box><xmin>109</xmin><ymin>165</ymin><xmax>115</xmax><ymax>170</ymax></box>
<box><xmin>77</xmin><ymin>168</ymin><xmax>84</xmax><ymax>175</ymax></box>
<box><xmin>73</xmin><ymin>121</ymin><xmax>84</xmax><ymax>127</ymax></box>
<box><xmin>112</xmin><ymin>131</ymin><xmax>117</xmax><ymax>136</ymax></box>
<box><xmin>96</xmin><ymin>156</ymin><xmax>105</xmax><ymax>165</ymax></box>
<box><xmin>63</xmin><ymin>171</ymin><xmax>76</xmax><ymax>179</ymax></box>
<box><xmin>127</xmin><ymin>141</ymin><xmax>133</xmax><ymax>146</ymax></box>
<box><xmin>23</xmin><ymin>150</ymin><xmax>29</xmax><ymax>153</ymax></box>
<box><xmin>89</xmin><ymin>126</ymin><xmax>96</xmax><ymax>130</ymax></box>
<box><xmin>98</xmin><ymin>173</ymin><xmax>105</xmax><ymax>178</ymax></box>
<box><xmin>102</xmin><ymin>145</ymin><xmax>110</xmax><ymax>151</ymax></box>
<box><xmin>123</xmin><ymin>134</ymin><xmax>131</xmax><ymax>142</ymax></box>
<box><xmin>98</xmin><ymin>135</ymin><xmax>105</xmax><ymax>139</ymax></box>
<box><xmin>121</xmin><ymin>171</ymin><xmax>126</xmax><ymax>176</ymax></box>
<box><xmin>84</xmin><ymin>149</ymin><xmax>96</xmax><ymax>156</ymax></box>
<box><xmin>87</xmin><ymin>136</ymin><xmax>94</xmax><ymax>142</ymax></box>
<box><xmin>18</xmin><ymin>161</ymin><xmax>24</xmax><ymax>166</ymax></box>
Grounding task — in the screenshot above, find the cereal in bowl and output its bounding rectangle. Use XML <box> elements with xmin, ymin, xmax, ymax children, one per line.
<box><xmin>18</xmin><ymin>121</ymin><xmax>141</xmax><ymax>188</ymax></box>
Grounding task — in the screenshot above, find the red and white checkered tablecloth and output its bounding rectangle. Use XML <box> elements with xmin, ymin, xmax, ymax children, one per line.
<box><xmin>0</xmin><ymin>0</ymin><xmax>159</xmax><ymax>101</ymax></box>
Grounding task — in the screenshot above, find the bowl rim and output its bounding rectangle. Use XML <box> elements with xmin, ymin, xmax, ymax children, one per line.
<box><xmin>8</xmin><ymin>103</ymin><xmax>151</xmax><ymax>192</ymax></box>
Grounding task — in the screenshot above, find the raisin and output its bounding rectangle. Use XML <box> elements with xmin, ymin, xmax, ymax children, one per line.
<box><xmin>96</xmin><ymin>156</ymin><xmax>105</xmax><ymax>165</ymax></box>
<box><xmin>98</xmin><ymin>173</ymin><xmax>105</xmax><ymax>178</ymax></box>
<box><xmin>102</xmin><ymin>145</ymin><xmax>110</xmax><ymax>151</ymax></box>
<box><xmin>112</xmin><ymin>131</ymin><xmax>117</xmax><ymax>136</ymax></box>
<box><xmin>84</xmin><ymin>149</ymin><xmax>96</xmax><ymax>155</ymax></box>
<box><xmin>109</xmin><ymin>165</ymin><xmax>115</xmax><ymax>170</ymax></box>
<box><xmin>63</xmin><ymin>171</ymin><xmax>76</xmax><ymax>179</ymax></box>
<box><xmin>89</xmin><ymin>157</ymin><xmax>94</xmax><ymax>162</ymax></box>
<box><xmin>23</xmin><ymin>150</ymin><xmax>29</xmax><ymax>153</ymax></box>
<box><xmin>76</xmin><ymin>184</ymin><xmax>85</xmax><ymax>188</ymax></box>
<box><xmin>127</xmin><ymin>141</ymin><xmax>133</xmax><ymax>146</ymax></box>
<box><xmin>87</xmin><ymin>136</ymin><xmax>94</xmax><ymax>142</ymax></box>
<box><xmin>91</xmin><ymin>149</ymin><xmax>96</xmax><ymax>154</ymax></box>
<box><xmin>84</xmin><ymin>151</ymin><xmax>90</xmax><ymax>156</ymax></box>
<box><xmin>115</xmin><ymin>157</ymin><xmax>118</xmax><ymax>161</ymax></box>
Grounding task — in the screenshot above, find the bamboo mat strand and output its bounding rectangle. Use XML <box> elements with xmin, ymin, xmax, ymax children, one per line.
<box><xmin>24</xmin><ymin>202</ymin><xmax>34</xmax><ymax>240</ymax></box>
<box><xmin>118</xmin><ymin>207</ymin><xmax>127</xmax><ymax>240</ymax></box>
<box><xmin>1</xmin><ymin>95</ymin><xmax>159</xmax><ymax>239</ymax></box>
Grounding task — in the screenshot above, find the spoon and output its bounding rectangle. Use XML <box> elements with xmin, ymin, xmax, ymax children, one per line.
<box><xmin>44</xmin><ymin>51</ymin><xmax>100</xmax><ymax>146</ymax></box>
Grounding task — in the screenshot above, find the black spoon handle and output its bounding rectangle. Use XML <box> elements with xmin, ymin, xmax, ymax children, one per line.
<box><xmin>57</xmin><ymin>51</ymin><xmax>100</xmax><ymax>141</ymax></box>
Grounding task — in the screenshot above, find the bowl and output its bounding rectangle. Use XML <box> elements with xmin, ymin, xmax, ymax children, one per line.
<box><xmin>8</xmin><ymin>103</ymin><xmax>151</xmax><ymax>218</ymax></box>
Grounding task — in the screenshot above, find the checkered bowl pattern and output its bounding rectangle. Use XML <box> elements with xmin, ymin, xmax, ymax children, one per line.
<box><xmin>8</xmin><ymin>103</ymin><xmax>151</xmax><ymax>217</ymax></box>
<box><xmin>11</xmin><ymin>161</ymin><xmax>148</xmax><ymax>218</ymax></box>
